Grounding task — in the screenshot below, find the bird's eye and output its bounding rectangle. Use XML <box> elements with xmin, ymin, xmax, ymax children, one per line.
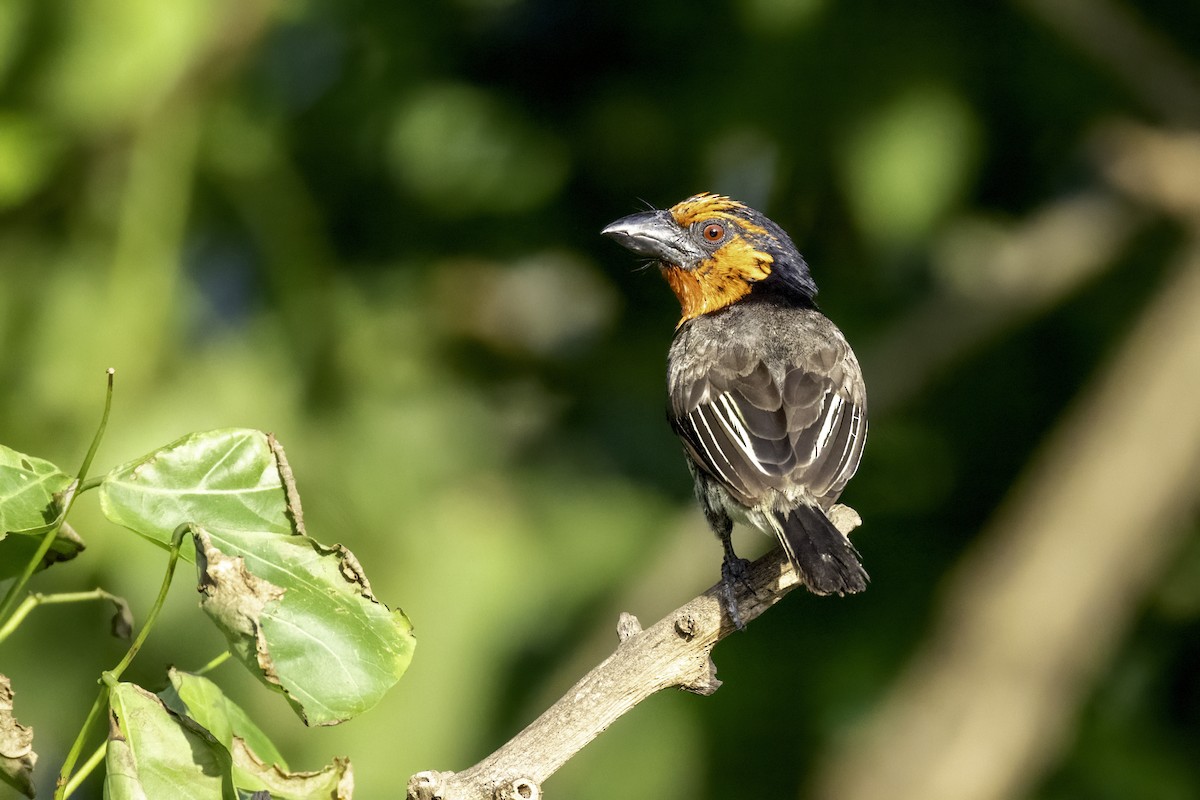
<box><xmin>702</xmin><ymin>223</ymin><xmax>725</xmax><ymax>242</ymax></box>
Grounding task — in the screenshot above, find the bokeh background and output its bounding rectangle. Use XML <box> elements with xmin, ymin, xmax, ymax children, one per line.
<box><xmin>3</xmin><ymin>0</ymin><xmax>1200</xmax><ymax>798</ymax></box>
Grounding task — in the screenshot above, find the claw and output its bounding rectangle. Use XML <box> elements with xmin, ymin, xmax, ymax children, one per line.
<box><xmin>720</xmin><ymin>554</ymin><xmax>754</xmax><ymax>630</ymax></box>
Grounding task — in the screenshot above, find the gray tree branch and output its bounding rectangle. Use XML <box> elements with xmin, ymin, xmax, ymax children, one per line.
<box><xmin>406</xmin><ymin>506</ymin><xmax>863</xmax><ymax>800</ymax></box>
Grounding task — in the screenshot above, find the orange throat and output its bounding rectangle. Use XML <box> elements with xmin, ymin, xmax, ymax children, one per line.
<box><xmin>661</xmin><ymin>240</ymin><xmax>773</xmax><ymax>325</ymax></box>
<box><xmin>662</xmin><ymin>266</ymin><xmax>751</xmax><ymax>324</ymax></box>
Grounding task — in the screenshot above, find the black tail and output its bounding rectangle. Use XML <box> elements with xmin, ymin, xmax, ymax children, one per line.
<box><xmin>775</xmin><ymin>506</ymin><xmax>868</xmax><ymax>595</ymax></box>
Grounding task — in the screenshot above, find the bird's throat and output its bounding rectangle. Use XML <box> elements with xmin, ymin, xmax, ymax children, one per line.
<box><xmin>661</xmin><ymin>240</ymin><xmax>773</xmax><ymax>325</ymax></box>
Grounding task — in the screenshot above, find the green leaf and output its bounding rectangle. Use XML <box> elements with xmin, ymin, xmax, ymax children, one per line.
<box><xmin>228</xmin><ymin>740</ymin><xmax>352</xmax><ymax>800</ymax></box>
<box><xmin>194</xmin><ymin>526</ymin><xmax>415</xmax><ymax>726</ymax></box>
<box><xmin>0</xmin><ymin>444</ymin><xmax>73</xmax><ymax>537</ymax></box>
<box><xmin>100</xmin><ymin>429</ymin><xmax>292</xmax><ymax>559</ymax></box>
<box><xmin>105</xmin><ymin>681</ymin><xmax>236</xmax><ymax>800</ymax></box>
<box><xmin>163</xmin><ymin>668</ymin><xmax>354</xmax><ymax>799</ymax></box>
<box><xmin>0</xmin><ymin>522</ymin><xmax>86</xmax><ymax>580</ymax></box>
<box><xmin>0</xmin><ymin>674</ymin><xmax>36</xmax><ymax>799</ymax></box>
<box><xmin>161</xmin><ymin>668</ymin><xmax>288</xmax><ymax>769</ymax></box>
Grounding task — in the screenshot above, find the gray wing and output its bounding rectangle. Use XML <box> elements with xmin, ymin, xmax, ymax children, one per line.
<box><xmin>670</xmin><ymin>339</ymin><xmax>866</xmax><ymax>509</ymax></box>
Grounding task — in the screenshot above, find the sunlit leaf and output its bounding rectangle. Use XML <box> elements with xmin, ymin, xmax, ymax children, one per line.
<box><xmin>194</xmin><ymin>526</ymin><xmax>415</xmax><ymax>726</ymax></box>
<box><xmin>0</xmin><ymin>444</ymin><xmax>72</xmax><ymax>536</ymax></box>
<box><xmin>105</xmin><ymin>681</ymin><xmax>235</xmax><ymax>800</ymax></box>
<box><xmin>100</xmin><ymin>429</ymin><xmax>292</xmax><ymax>559</ymax></box>
<box><xmin>0</xmin><ymin>675</ymin><xmax>36</xmax><ymax>799</ymax></box>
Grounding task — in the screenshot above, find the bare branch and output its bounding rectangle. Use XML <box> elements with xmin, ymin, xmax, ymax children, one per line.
<box><xmin>407</xmin><ymin>506</ymin><xmax>863</xmax><ymax>800</ymax></box>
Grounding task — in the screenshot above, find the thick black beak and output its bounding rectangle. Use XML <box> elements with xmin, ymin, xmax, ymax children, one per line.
<box><xmin>601</xmin><ymin>210</ymin><xmax>701</xmax><ymax>268</ymax></box>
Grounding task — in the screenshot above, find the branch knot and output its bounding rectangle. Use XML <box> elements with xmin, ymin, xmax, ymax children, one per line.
<box><xmin>673</xmin><ymin>613</ymin><xmax>698</xmax><ymax>641</ymax></box>
<box><xmin>616</xmin><ymin>611</ymin><xmax>642</xmax><ymax>642</ymax></box>
<box><xmin>494</xmin><ymin>778</ymin><xmax>540</xmax><ymax>800</ymax></box>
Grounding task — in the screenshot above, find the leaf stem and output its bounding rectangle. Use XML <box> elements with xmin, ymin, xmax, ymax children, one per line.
<box><xmin>61</xmin><ymin>742</ymin><xmax>107</xmax><ymax>799</ymax></box>
<box><xmin>76</xmin><ymin>475</ymin><xmax>105</xmax><ymax>493</ymax></box>
<box><xmin>0</xmin><ymin>369</ymin><xmax>114</xmax><ymax>623</ymax></box>
<box><xmin>108</xmin><ymin>523</ymin><xmax>191</xmax><ymax>681</ymax></box>
<box><xmin>55</xmin><ymin>523</ymin><xmax>191</xmax><ymax>798</ymax></box>
<box><xmin>54</xmin><ymin>688</ymin><xmax>108</xmax><ymax>800</ymax></box>
<box><xmin>195</xmin><ymin>649</ymin><xmax>233</xmax><ymax>675</ymax></box>
<box><xmin>0</xmin><ymin>589</ymin><xmax>126</xmax><ymax>644</ymax></box>
<box><xmin>77</xmin><ymin>369</ymin><xmax>116</xmax><ymax>486</ymax></box>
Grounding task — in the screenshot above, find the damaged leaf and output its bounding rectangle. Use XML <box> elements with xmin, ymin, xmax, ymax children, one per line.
<box><xmin>163</xmin><ymin>669</ymin><xmax>354</xmax><ymax>799</ymax></box>
<box><xmin>109</xmin><ymin>593</ymin><xmax>135</xmax><ymax>641</ymax></box>
<box><xmin>194</xmin><ymin>526</ymin><xmax>415</xmax><ymax>726</ymax></box>
<box><xmin>0</xmin><ymin>445</ymin><xmax>79</xmax><ymax>578</ymax></box>
<box><xmin>0</xmin><ymin>674</ymin><xmax>36</xmax><ymax>799</ymax></box>
<box><xmin>105</xmin><ymin>681</ymin><xmax>235</xmax><ymax>800</ymax></box>
<box><xmin>161</xmin><ymin>668</ymin><xmax>287</xmax><ymax>769</ymax></box>
<box><xmin>0</xmin><ymin>445</ymin><xmax>72</xmax><ymax>537</ymax></box>
<box><xmin>99</xmin><ymin>429</ymin><xmax>292</xmax><ymax>559</ymax></box>
<box><xmin>231</xmin><ymin>740</ymin><xmax>353</xmax><ymax>800</ymax></box>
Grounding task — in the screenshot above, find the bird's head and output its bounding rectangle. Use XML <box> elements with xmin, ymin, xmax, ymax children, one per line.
<box><xmin>602</xmin><ymin>193</ymin><xmax>818</xmax><ymax>325</ymax></box>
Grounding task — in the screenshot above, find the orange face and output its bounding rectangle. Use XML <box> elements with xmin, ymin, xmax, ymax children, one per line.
<box><xmin>662</xmin><ymin>194</ymin><xmax>775</xmax><ymax>324</ymax></box>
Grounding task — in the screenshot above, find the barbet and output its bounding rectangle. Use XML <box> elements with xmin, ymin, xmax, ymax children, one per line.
<box><xmin>603</xmin><ymin>193</ymin><xmax>868</xmax><ymax>625</ymax></box>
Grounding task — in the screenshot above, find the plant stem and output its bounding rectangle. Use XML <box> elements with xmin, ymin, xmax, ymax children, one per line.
<box><xmin>0</xmin><ymin>369</ymin><xmax>114</xmax><ymax>623</ymax></box>
<box><xmin>77</xmin><ymin>369</ymin><xmax>116</xmax><ymax>484</ymax></box>
<box><xmin>0</xmin><ymin>589</ymin><xmax>125</xmax><ymax>644</ymax></box>
<box><xmin>54</xmin><ymin>689</ymin><xmax>108</xmax><ymax>800</ymax></box>
<box><xmin>108</xmin><ymin>523</ymin><xmax>191</xmax><ymax>681</ymax></box>
<box><xmin>77</xmin><ymin>475</ymin><xmax>105</xmax><ymax>493</ymax></box>
<box><xmin>195</xmin><ymin>649</ymin><xmax>233</xmax><ymax>675</ymax></box>
<box><xmin>0</xmin><ymin>483</ymin><xmax>76</xmax><ymax>624</ymax></box>
<box><xmin>62</xmin><ymin>742</ymin><xmax>107</xmax><ymax>799</ymax></box>
<box><xmin>55</xmin><ymin>523</ymin><xmax>191</xmax><ymax>798</ymax></box>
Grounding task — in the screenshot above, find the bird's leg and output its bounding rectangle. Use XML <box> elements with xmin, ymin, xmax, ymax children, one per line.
<box><xmin>697</xmin><ymin>485</ymin><xmax>754</xmax><ymax>628</ymax></box>
<box><xmin>714</xmin><ymin>517</ymin><xmax>753</xmax><ymax>630</ymax></box>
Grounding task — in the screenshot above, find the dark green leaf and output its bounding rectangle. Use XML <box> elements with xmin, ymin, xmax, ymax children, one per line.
<box><xmin>194</xmin><ymin>526</ymin><xmax>415</xmax><ymax>726</ymax></box>
<box><xmin>0</xmin><ymin>522</ymin><xmax>85</xmax><ymax>580</ymax></box>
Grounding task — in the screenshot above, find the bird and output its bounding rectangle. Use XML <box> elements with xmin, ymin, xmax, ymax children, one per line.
<box><xmin>602</xmin><ymin>192</ymin><xmax>868</xmax><ymax>627</ymax></box>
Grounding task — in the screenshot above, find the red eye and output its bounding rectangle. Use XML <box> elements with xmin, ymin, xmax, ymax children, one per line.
<box><xmin>703</xmin><ymin>223</ymin><xmax>725</xmax><ymax>242</ymax></box>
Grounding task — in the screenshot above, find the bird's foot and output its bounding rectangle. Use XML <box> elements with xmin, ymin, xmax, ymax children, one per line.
<box><xmin>720</xmin><ymin>555</ymin><xmax>755</xmax><ymax>630</ymax></box>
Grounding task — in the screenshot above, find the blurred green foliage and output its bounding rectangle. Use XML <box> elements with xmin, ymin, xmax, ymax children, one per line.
<box><xmin>1</xmin><ymin>0</ymin><xmax>1198</xmax><ymax>798</ymax></box>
